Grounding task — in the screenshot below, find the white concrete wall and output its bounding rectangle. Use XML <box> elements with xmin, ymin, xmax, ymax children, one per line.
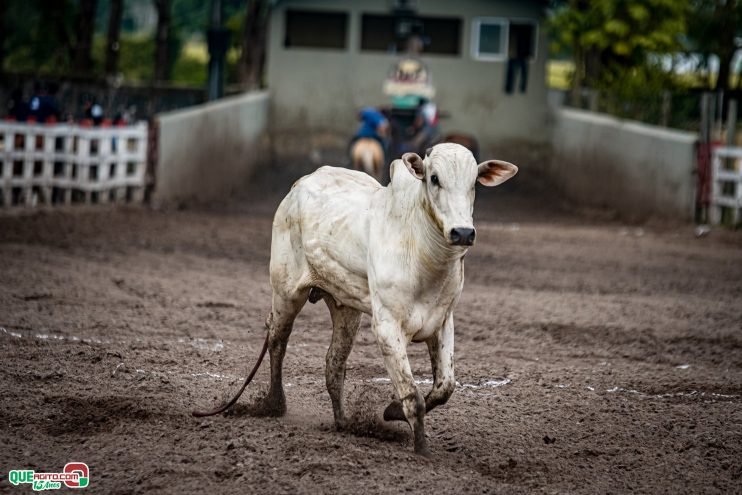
<box><xmin>551</xmin><ymin>108</ymin><xmax>697</xmax><ymax>220</ymax></box>
<box><xmin>155</xmin><ymin>91</ymin><xmax>269</xmax><ymax>204</ymax></box>
<box><xmin>266</xmin><ymin>0</ymin><xmax>549</xmax><ymax>159</ymax></box>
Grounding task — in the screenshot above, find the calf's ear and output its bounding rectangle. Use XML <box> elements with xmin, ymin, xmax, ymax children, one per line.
<box><xmin>477</xmin><ymin>160</ymin><xmax>518</xmax><ymax>187</ymax></box>
<box><xmin>402</xmin><ymin>152</ymin><xmax>425</xmax><ymax>180</ymax></box>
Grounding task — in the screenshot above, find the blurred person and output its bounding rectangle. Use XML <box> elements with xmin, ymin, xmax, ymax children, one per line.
<box><xmin>408</xmin><ymin>98</ymin><xmax>439</xmax><ymax>154</ymax></box>
<box><xmin>349</xmin><ymin>107</ymin><xmax>390</xmax><ymax>180</ymax></box>
<box><xmin>29</xmin><ymin>82</ymin><xmax>61</xmax><ymax>122</ymax></box>
<box><xmin>352</xmin><ymin>107</ymin><xmax>389</xmax><ymax>149</ymax></box>
<box><xmin>7</xmin><ymin>88</ymin><xmax>29</xmax><ymax>121</ymax></box>
<box><xmin>83</xmin><ymin>97</ymin><xmax>104</xmax><ymax>126</ymax></box>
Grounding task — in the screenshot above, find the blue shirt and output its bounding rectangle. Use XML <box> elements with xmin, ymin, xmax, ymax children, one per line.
<box><xmin>356</xmin><ymin>108</ymin><xmax>387</xmax><ymax>139</ymax></box>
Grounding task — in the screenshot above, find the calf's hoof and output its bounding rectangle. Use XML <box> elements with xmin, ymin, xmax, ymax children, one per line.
<box><xmin>256</xmin><ymin>392</ymin><xmax>286</xmax><ymax>417</ymax></box>
<box><xmin>383</xmin><ymin>400</ymin><xmax>407</xmax><ymax>422</ymax></box>
<box><xmin>333</xmin><ymin>415</ymin><xmax>349</xmax><ymax>431</ymax></box>
<box><xmin>414</xmin><ymin>428</ymin><xmax>431</xmax><ymax>457</ymax></box>
<box><xmin>415</xmin><ymin>445</ymin><xmax>432</xmax><ymax>458</ymax></box>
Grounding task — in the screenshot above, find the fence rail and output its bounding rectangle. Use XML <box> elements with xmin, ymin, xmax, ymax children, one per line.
<box><xmin>0</xmin><ymin>121</ymin><xmax>148</xmax><ymax>208</ymax></box>
<box><xmin>710</xmin><ymin>146</ymin><xmax>742</xmax><ymax>226</ymax></box>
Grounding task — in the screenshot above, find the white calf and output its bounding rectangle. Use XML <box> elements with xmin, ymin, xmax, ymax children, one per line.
<box><xmin>263</xmin><ymin>143</ymin><xmax>517</xmax><ymax>455</ymax></box>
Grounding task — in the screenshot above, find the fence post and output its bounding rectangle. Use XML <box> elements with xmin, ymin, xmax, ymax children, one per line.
<box><xmin>660</xmin><ymin>91</ymin><xmax>671</xmax><ymax>127</ymax></box>
<box><xmin>726</xmin><ymin>99</ymin><xmax>738</xmax><ymax>147</ymax></box>
<box><xmin>588</xmin><ymin>89</ymin><xmax>599</xmax><ymax>112</ymax></box>
<box><xmin>729</xmin><ymin>100</ymin><xmax>740</xmax><ymax>227</ymax></box>
<box><xmin>700</xmin><ymin>92</ymin><xmax>711</xmax><ymax>143</ymax></box>
<box><xmin>696</xmin><ymin>92</ymin><xmax>714</xmax><ymax>223</ymax></box>
<box><xmin>715</xmin><ymin>91</ymin><xmax>725</xmax><ymax>141</ymax></box>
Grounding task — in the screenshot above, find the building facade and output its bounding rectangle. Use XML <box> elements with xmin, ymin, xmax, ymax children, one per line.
<box><xmin>266</xmin><ymin>0</ymin><xmax>549</xmax><ymax>159</ymax></box>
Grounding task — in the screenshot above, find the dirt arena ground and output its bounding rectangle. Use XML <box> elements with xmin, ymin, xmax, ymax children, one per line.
<box><xmin>1</xmin><ymin>169</ymin><xmax>741</xmax><ymax>494</ymax></box>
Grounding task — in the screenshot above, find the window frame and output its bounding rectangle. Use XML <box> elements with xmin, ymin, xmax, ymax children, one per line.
<box><xmin>471</xmin><ymin>17</ymin><xmax>539</xmax><ymax>62</ymax></box>
<box><xmin>471</xmin><ymin>17</ymin><xmax>509</xmax><ymax>62</ymax></box>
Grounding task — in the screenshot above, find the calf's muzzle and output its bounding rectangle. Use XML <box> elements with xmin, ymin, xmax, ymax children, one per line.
<box><xmin>449</xmin><ymin>227</ymin><xmax>476</xmax><ymax>246</ymax></box>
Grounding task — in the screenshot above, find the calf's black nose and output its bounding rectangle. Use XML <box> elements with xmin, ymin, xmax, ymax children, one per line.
<box><xmin>450</xmin><ymin>228</ymin><xmax>476</xmax><ymax>246</ymax></box>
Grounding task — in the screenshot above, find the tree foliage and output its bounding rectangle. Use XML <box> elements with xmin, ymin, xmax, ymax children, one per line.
<box><xmin>550</xmin><ymin>0</ymin><xmax>689</xmax><ymax>95</ymax></box>
<box><xmin>684</xmin><ymin>0</ymin><xmax>742</xmax><ymax>91</ymax></box>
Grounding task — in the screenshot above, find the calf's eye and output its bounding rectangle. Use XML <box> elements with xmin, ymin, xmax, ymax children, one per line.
<box><xmin>430</xmin><ymin>174</ymin><xmax>440</xmax><ymax>186</ymax></box>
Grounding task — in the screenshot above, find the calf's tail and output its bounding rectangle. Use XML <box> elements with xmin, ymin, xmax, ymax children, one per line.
<box><xmin>191</xmin><ymin>332</ymin><xmax>269</xmax><ymax>417</ymax></box>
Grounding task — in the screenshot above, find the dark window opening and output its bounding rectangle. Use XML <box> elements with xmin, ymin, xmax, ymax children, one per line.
<box><xmin>509</xmin><ymin>22</ymin><xmax>536</xmax><ymax>59</ymax></box>
<box><xmin>423</xmin><ymin>17</ymin><xmax>461</xmax><ymax>55</ymax></box>
<box><xmin>284</xmin><ymin>10</ymin><xmax>348</xmax><ymax>49</ymax></box>
<box><xmin>361</xmin><ymin>15</ymin><xmax>399</xmax><ymax>52</ymax></box>
<box><xmin>361</xmin><ymin>14</ymin><xmax>461</xmax><ymax>55</ymax></box>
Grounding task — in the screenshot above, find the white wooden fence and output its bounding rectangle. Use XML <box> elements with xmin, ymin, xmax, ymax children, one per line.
<box><xmin>0</xmin><ymin>121</ymin><xmax>148</xmax><ymax>207</ymax></box>
<box><xmin>710</xmin><ymin>146</ymin><xmax>742</xmax><ymax>225</ymax></box>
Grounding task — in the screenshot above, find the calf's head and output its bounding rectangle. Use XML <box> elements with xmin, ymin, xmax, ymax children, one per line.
<box><xmin>402</xmin><ymin>143</ymin><xmax>518</xmax><ymax>246</ymax></box>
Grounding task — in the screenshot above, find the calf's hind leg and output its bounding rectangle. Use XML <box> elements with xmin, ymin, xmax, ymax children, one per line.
<box><xmin>263</xmin><ymin>290</ymin><xmax>308</xmax><ymax>416</ymax></box>
<box><xmin>323</xmin><ymin>295</ymin><xmax>362</xmax><ymax>429</ymax></box>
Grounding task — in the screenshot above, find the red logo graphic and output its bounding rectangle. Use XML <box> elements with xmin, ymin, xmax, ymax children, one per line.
<box><xmin>63</xmin><ymin>463</ymin><xmax>89</xmax><ymax>488</ymax></box>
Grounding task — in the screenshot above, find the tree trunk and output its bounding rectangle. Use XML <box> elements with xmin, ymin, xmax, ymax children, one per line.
<box><xmin>570</xmin><ymin>44</ymin><xmax>584</xmax><ymax>107</ymax></box>
<box><xmin>154</xmin><ymin>0</ymin><xmax>171</xmax><ymax>82</ymax></box>
<box><xmin>105</xmin><ymin>0</ymin><xmax>123</xmax><ymax>76</ymax></box>
<box><xmin>713</xmin><ymin>0</ymin><xmax>738</xmax><ymax>93</ymax></box>
<box><xmin>715</xmin><ymin>50</ymin><xmax>734</xmax><ymax>93</ymax></box>
<box><xmin>72</xmin><ymin>0</ymin><xmax>97</xmax><ymax>73</ymax></box>
<box><xmin>238</xmin><ymin>0</ymin><xmax>269</xmax><ymax>90</ymax></box>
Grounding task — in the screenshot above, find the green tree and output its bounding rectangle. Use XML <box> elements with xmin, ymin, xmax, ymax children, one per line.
<box><xmin>550</xmin><ymin>0</ymin><xmax>689</xmax><ymax>103</ymax></box>
<box><xmin>72</xmin><ymin>0</ymin><xmax>98</xmax><ymax>73</ymax></box>
<box><xmin>236</xmin><ymin>0</ymin><xmax>270</xmax><ymax>89</ymax></box>
<box><xmin>685</xmin><ymin>0</ymin><xmax>742</xmax><ymax>92</ymax></box>
<box><xmin>3</xmin><ymin>0</ymin><xmax>75</xmax><ymax>73</ymax></box>
<box><xmin>105</xmin><ymin>0</ymin><xmax>124</xmax><ymax>76</ymax></box>
<box><xmin>153</xmin><ymin>0</ymin><xmax>172</xmax><ymax>82</ymax></box>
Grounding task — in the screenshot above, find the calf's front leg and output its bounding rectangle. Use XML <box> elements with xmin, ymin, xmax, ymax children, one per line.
<box><xmin>383</xmin><ymin>313</ymin><xmax>456</xmax><ymax>419</ymax></box>
<box><xmin>374</xmin><ymin>317</ymin><xmax>429</xmax><ymax>456</ymax></box>
<box><xmin>425</xmin><ymin>313</ymin><xmax>456</xmax><ymax>412</ymax></box>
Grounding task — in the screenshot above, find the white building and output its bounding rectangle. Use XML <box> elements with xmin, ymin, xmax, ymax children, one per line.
<box><xmin>266</xmin><ymin>0</ymin><xmax>549</xmax><ymax>159</ymax></box>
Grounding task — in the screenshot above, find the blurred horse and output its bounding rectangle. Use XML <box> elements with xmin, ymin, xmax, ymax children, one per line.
<box><xmin>440</xmin><ymin>133</ymin><xmax>480</xmax><ymax>161</ymax></box>
<box><xmin>350</xmin><ymin>138</ymin><xmax>385</xmax><ymax>181</ymax></box>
